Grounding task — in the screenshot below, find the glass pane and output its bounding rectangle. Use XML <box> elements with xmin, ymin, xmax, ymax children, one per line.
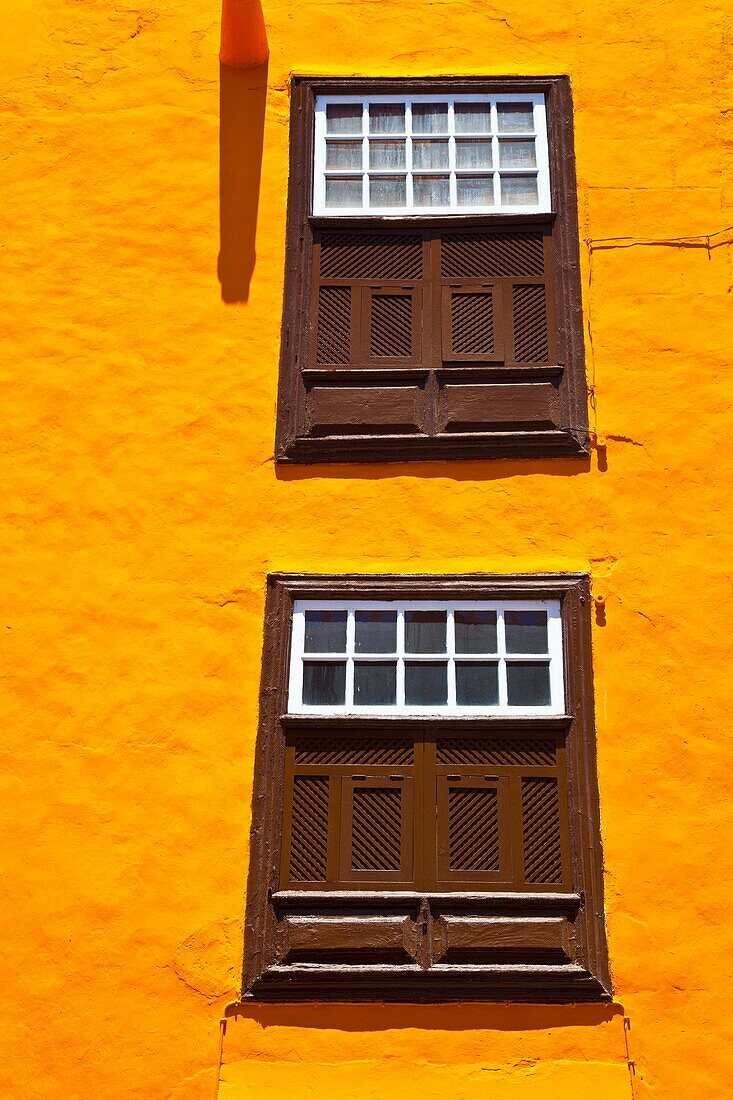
<box><xmin>413</xmin><ymin>176</ymin><xmax>450</xmax><ymax>207</ymax></box>
<box><xmin>326</xmin><ymin>103</ymin><xmax>363</xmax><ymax>134</ymax></box>
<box><xmin>405</xmin><ymin>610</ymin><xmax>447</xmax><ymax>653</ymax></box>
<box><xmin>456</xmin><ymin>662</ymin><xmax>499</xmax><ymax>705</ymax></box>
<box><xmin>412</xmin><ymin>102</ymin><xmax>448</xmax><ymax>134</ymax></box>
<box><xmin>457</xmin><ymin>176</ymin><xmax>494</xmax><ymax>207</ymax></box>
<box><xmin>369</xmin><ymin>140</ymin><xmax>406</xmax><ymax>170</ymax></box>
<box><xmin>405</xmin><ymin>661</ymin><xmax>448</xmax><ymax>705</ymax></box>
<box><xmin>369</xmin><ymin>103</ymin><xmax>405</xmax><ymax>134</ymax></box>
<box><xmin>326</xmin><ymin>140</ymin><xmax>363</xmax><ymax>170</ymax></box>
<box><xmin>500</xmin><ymin>175</ymin><xmax>539</xmax><ymax>205</ymax></box>
<box><xmin>369</xmin><ymin>176</ymin><xmax>406</xmax><ymax>206</ymax></box>
<box><xmin>355</xmin><ymin>610</ymin><xmax>397</xmax><ymax>653</ymax></box>
<box><xmin>354</xmin><ymin>661</ymin><xmax>397</xmax><ymax>705</ymax></box>
<box><xmin>412</xmin><ymin>139</ymin><xmax>449</xmax><ymax>169</ymax></box>
<box><xmin>505</xmin><ymin>610</ymin><xmax>548</xmax><ymax>653</ymax></box>
<box><xmin>304</xmin><ymin>610</ymin><xmax>347</xmax><ymax>653</ymax></box>
<box><xmin>506</xmin><ymin>661</ymin><xmax>551</xmax><ymax>706</ymax></box>
<box><xmin>497</xmin><ymin>103</ymin><xmax>534</xmax><ymax>132</ymax></box>
<box><xmin>302</xmin><ymin>661</ymin><xmax>347</xmax><ymax>706</ymax></box>
<box><xmin>499</xmin><ymin>139</ymin><xmax>537</xmax><ymax>168</ymax></box>
<box><xmin>325</xmin><ymin>177</ymin><xmax>362</xmax><ymax>208</ymax></box>
<box><xmin>455</xmin><ymin>610</ymin><xmax>498</xmax><ymax>653</ymax></box>
<box><xmin>455</xmin><ymin>101</ymin><xmax>491</xmax><ymax>133</ymax></box>
<box><xmin>456</xmin><ymin>139</ymin><xmax>492</xmax><ymax>170</ymax></box>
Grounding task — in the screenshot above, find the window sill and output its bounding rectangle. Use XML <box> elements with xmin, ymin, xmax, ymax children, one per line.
<box><xmin>277</xmin><ymin>429</ymin><xmax>590</xmax><ymax>465</ymax></box>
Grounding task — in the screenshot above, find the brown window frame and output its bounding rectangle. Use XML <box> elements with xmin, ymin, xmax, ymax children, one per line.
<box><xmin>243</xmin><ymin>574</ymin><xmax>611</xmax><ymax>1003</ymax></box>
<box><xmin>275</xmin><ymin>76</ymin><xmax>589</xmax><ymax>464</ymax></box>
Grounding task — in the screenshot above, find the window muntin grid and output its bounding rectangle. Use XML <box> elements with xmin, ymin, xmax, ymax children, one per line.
<box><xmin>289</xmin><ymin>599</ymin><xmax>564</xmax><ymax>715</ymax></box>
<box><xmin>313</xmin><ymin>93</ymin><xmax>551</xmax><ymax>217</ymax></box>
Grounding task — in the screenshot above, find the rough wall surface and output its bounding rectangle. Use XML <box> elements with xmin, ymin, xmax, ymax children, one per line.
<box><xmin>2</xmin><ymin>0</ymin><xmax>732</xmax><ymax>1097</ymax></box>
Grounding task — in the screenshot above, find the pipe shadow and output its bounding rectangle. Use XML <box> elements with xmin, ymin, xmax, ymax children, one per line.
<box><xmin>218</xmin><ymin>60</ymin><xmax>268</xmax><ymax>303</ymax></box>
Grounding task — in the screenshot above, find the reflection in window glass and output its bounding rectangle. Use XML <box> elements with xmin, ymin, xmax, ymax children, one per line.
<box><xmin>369</xmin><ymin>103</ymin><xmax>405</xmax><ymax>133</ymax></box>
<box><xmin>497</xmin><ymin>103</ymin><xmax>534</xmax><ymax>132</ymax></box>
<box><xmin>369</xmin><ymin>141</ymin><xmax>406</xmax><ymax>169</ymax></box>
<box><xmin>325</xmin><ymin>141</ymin><xmax>363</xmax><ymax>170</ymax></box>
<box><xmin>456</xmin><ymin>662</ymin><xmax>499</xmax><ymax>705</ymax></box>
<box><xmin>412</xmin><ymin>140</ymin><xmax>449</xmax><ymax>169</ymax></box>
<box><xmin>355</xmin><ymin>611</ymin><xmax>397</xmax><ymax>653</ymax></box>
<box><xmin>455</xmin><ymin>102</ymin><xmax>491</xmax><ymax>133</ymax></box>
<box><xmin>303</xmin><ymin>661</ymin><xmax>347</xmax><ymax>705</ymax></box>
<box><xmin>405</xmin><ymin>661</ymin><xmax>448</xmax><ymax>704</ymax></box>
<box><xmin>506</xmin><ymin>661</ymin><xmax>551</xmax><ymax>706</ymax></box>
<box><xmin>457</xmin><ymin>177</ymin><xmax>494</xmax><ymax>206</ymax></box>
<box><xmin>354</xmin><ymin>662</ymin><xmax>397</xmax><ymax>705</ymax></box>
<box><xmin>413</xmin><ymin>177</ymin><xmax>450</xmax><ymax>206</ymax></box>
<box><xmin>412</xmin><ymin>102</ymin><xmax>448</xmax><ymax>133</ymax></box>
<box><xmin>500</xmin><ymin>175</ymin><xmax>539</xmax><ymax>206</ymax></box>
<box><xmin>405</xmin><ymin>610</ymin><xmax>447</xmax><ymax>653</ymax></box>
<box><xmin>369</xmin><ymin>176</ymin><xmax>406</xmax><ymax>206</ymax></box>
<box><xmin>505</xmin><ymin>610</ymin><xmax>548</xmax><ymax>653</ymax></box>
<box><xmin>304</xmin><ymin>610</ymin><xmax>347</xmax><ymax>653</ymax></box>
<box><xmin>455</xmin><ymin>610</ymin><xmax>498</xmax><ymax>653</ymax></box>
<box><xmin>326</xmin><ymin>103</ymin><xmax>363</xmax><ymax>134</ymax></box>
<box><xmin>325</xmin><ymin>177</ymin><xmax>362</xmax><ymax>208</ymax></box>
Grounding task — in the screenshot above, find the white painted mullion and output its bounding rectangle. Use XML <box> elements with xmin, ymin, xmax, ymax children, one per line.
<box><xmin>548</xmin><ymin>602</ymin><xmax>565</xmax><ymax>711</ymax></box>
<box><xmin>345</xmin><ymin>608</ymin><xmax>355</xmax><ymax>709</ymax></box>
<box><xmin>490</xmin><ymin>98</ymin><xmax>502</xmax><ymax>210</ymax></box>
<box><xmin>362</xmin><ymin>101</ymin><xmax>369</xmax><ymax>210</ymax></box>
<box><xmin>446</xmin><ymin>606</ymin><xmax>457</xmax><ymax>709</ymax></box>
<box><xmin>396</xmin><ymin>606</ymin><xmax>406</xmax><ymax>708</ymax></box>
<box><xmin>447</xmin><ymin>99</ymin><xmax>457</xmax><ymax>211</ymax></box>
<box><xmin>288</xmin><ymin>607</ymin><xmax>306</xmax><ymax>711</ymax></box>
<box><xmin>405</xmin><ymin>100</ymin><xmax>414</xmax><ymax>214</ymax></box>
<box><xmin>497</xmin><ymin>605</ymin><xmax>508</xmax><ymax>708</ymax></box>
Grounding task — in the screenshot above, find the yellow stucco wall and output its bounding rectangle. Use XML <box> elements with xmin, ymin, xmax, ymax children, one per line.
<box><xmin>2</xmin><ymin>0</ymin><xmax>733</xmax><ymax>1096</ymax></box>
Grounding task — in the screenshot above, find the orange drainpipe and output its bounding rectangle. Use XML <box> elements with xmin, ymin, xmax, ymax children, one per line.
<box><xmin>220</xmin><ymin>0</ymin><xmax>269</xmax><ymax>67</ymax></box>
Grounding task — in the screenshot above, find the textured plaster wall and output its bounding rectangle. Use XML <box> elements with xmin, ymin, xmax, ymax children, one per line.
<box><xmin>1</xmin><ymin>0</ymin><xmax>732</xmax><ymax>1097</ymax></box>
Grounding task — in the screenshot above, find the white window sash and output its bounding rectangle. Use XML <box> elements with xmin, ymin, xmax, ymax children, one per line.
<box><xmin>313</xmin><ymin>92</ymin><xmax>551</xmax><ymax>217</ymax></box>
<box><xmin>289</xmin><ymin>598</ymin><xmax>565</xmax><ymax>716</ymax></box>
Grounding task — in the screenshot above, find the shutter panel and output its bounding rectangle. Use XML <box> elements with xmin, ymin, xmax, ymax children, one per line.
<box><xmin>521</xmin><ymin>776</ymin><xmax>563</xmax><ymax>884</ymax></box>
<box><xmin>365</xmin><ymin>287</ymin><xmax>421</xmax><ymax>364</ymax></box>
<box><xmin>312</xmin><ymin>230</ymin><xmax>426</xmax><ymax>369</ymax></box>
<box><xmin>286</xmin><ymin>775</ymin><xmax>330</xmax><ymax>883</ymax></box>
<box><xmin>436</xmin><ymin>737</ymin><xmax>557</xmax><ymax>767</ymax></box>
<box><xmin>436</xmin><ymin>774</ymin><xmax>511</xmax><ymax>884</ymax></box>
<box><xmin>439</xmin><ymin>229</ymin><xmax>555</xmax><ymax>366</ymax></box>
<box><xmin>340</xmin><ymin>776</ymin><xmax>414</xmax><ymax>884</ymax></box>
<box><xmin>441</xmin><ymin>285</ymin><xmax>504</xmax><ymax>363</ymax></box>
<box><xmin>512</xmin><ymin>284</ymin><xmax>549</xmax><ymax>363</ymax></box>
<box><xmin>316</xmin><ymin>286</ymin><xmax>352</xmax><ymax>365</ymax></box>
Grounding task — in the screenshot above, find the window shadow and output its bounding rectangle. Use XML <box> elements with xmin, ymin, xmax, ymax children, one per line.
<box><xmin>275</xmin><ymin>455</ymin><xmax>592</xmax><ymax>483</ymax></box>
<box><xmin>218</xmin><ymin>60</ymin><xmax>268</xmax><ymax>303</ymax></box>
<box><xmin>226</xmin><ymin>999</ymin><xmax>622</xmax><ymax>1033</ymax></box>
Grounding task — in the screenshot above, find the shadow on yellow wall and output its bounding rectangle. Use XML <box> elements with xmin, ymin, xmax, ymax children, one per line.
<box><xmin>219</xmin><ymin>61</ymin><xmax>268</xmax><ymax>303</ymax></box>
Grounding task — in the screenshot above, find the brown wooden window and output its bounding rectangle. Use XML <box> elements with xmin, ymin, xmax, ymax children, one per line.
<box><xmin>244</xmin><ymin>575</ymin><xmax>611</xmax><ymax>1002</ymax></box>
<box><xmin>275</xmin><ymin>77</ymin><xmax>588</xmax><ymax>463</ymax></box>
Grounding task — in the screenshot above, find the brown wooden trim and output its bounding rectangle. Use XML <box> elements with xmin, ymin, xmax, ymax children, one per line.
<box><xmin>274</xmin><ymin>76</ymin><xmax>589</xmax><ymax>464</ymax></box>
<box><xmin>243</xmin><ymin>573</ymin><xmax>610</xmax><ymax>1001</ymax></box>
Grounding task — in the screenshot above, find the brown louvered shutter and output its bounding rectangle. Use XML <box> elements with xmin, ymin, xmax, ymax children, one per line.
<box><xmin>340</xmin><ymin>776</ymin><xmax>413</xmax><ymax>884</ymax></box>
<box><xmin>436</xmin><ymin>774</ymin><xmax>511</xmax><ymax>885</ymax></box>
<box><xmin>285</xmin><ymin>774</ymin><xmax>330</xmax><ymax>884</ymax></box>
<box><xmin>521</xmin><ymin>776</ymin><xmax>564</xmax><ymax>885</ymax></box>
<box><xmin>439</xmin><ymin>229</ymin><xmax>555</xmax><ymax>366</ymax></box>
<box><xmin>282</xmin><ymin>732</ymin><xmax>416</xmax><ymax>888</ymax></box>
<box><xmin>302</xmin><ymin>224</ymin><xmax>566</xmax><ymax>450</ymax></box>
<box><xmin>312</xmin><ymin>230</ymin><xmax>427</xmax><ymax>369</ymax></box>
